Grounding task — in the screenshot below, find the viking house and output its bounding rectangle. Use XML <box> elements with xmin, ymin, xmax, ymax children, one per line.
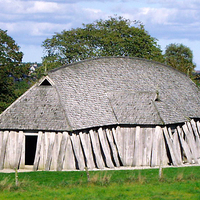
<box><xmin>0</xmin><ymin>57</ymin><xmax>200</xmax><ymax>171</ymax></box>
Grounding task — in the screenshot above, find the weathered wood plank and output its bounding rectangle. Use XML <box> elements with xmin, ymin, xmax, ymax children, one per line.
<box><xmin>151</xmin><ymin>126</ymin><xmax>161</xmax><ymax>167</ymax></box>
<box><xmin>132</xmin><ymin>126</ymin><xmax>140</xmax><ymax>167</ymax></box>
<box><xmin>183</xmin><ymin>123</ymin><xmax>198</xmax><ymax>163</ymax></box>
<box><xmin>0</xmin><ymin>131</ymin><xmax>2</xmax><ymax>156</ymax></box>
<box><xmin>162</xmin><ymin>130</ymin><xmax>169</xmax><ymax>166</ymax></box>
<box><xmin>89</xmin><ymin>129</ymin><xmax>104</xmax><ymax>169</ymax></box>
<box><xmin>0</xmin><ymin>131</ymin><xmax>9</xmax><ymax>170</ymax></box>
<box><xmin>8</xmin><ymin>131</ymin><xmax>17</xmax><ymax>169</ymax></box>
<box><xmin>45</xmin><ymin>132</ymin><xmax>56</xmax><ymax>171</ymax></box>
<box><xmin>33</xmin><ymin>131</ymin><xmax>43</xmax><ymax>171</ymax></box>
<box><xmin>19</xmin><ymin>133</ymin><xmax>25</xmax><ymax>169</ymax></box>
<box><xmin>173</xmin><ymin>130</ymin><xmax>182</xmax><ymax>165</ymax></box>
<box><xmin>142</xmin><ymin>128</ymin><xmax>147</xmax><ymax>166</ymax></box>
<box><xmin>112</xmin><ymin>127</ymin><xmax>124</xmax><ymax>165</ymax></box>
<box><xmin>63</xmin><ymin>135</ymin><xmax>76</xmax><ymax>170</ymax></box>
<box><xmin>38</xmin><ymin>133</ymin><xmax>45</xmax><ymax>170</ymax></box>
<box><xmin>125</xmin><ymin>127</ymin><xmax>135</xmax><ymax>166</ymax></box>
<box><xmin>106</xmin><ymin>128</ymin><xmax>120</xmax><ymax>167</ymax></box>
<box><xmin>15</xmin><ymin>131</ymin><xmax>24</xmax><ymax>169</ymax></box>
<box><xmin>70</xmin><ymin>133</ymin><xmax>85</xmax><ymax>170</ymax></box>
<box><xmin>98</xmin><ymin>128</ymin><xmax>114</xmax><ymax>168</ymax></box>
<box><xmin>197</xmin><ymin>121</ymin><xmax>200</xmax><ymax>135</ymax></box>
<box><xmin>145</xmin><ymin>128</ymin><xmax>153</xmax><ymax>166</ymax></box>
<box><xmin>190</xmin><ymin>120</ymin><xmax>200</xmax><ymax>158</ymax></box>
<box><xmin>168</xmin><ymin>127</ymin><xmax>182</xmax><ymax>165</ymax></box>
<box><xmin>79</xmin><ymin>131</ymin><xmax>96</xmax><ymax>169</ymax></box>
<box><xmin>50</xmin><ymin>132</ymin><xmax>62</xmax><ymax>170</ymax></box>
<box><xmin>57</xmin><ymin>132</ymin><xmax>69</xmax><ymax>171</ymax></box>
<box><xmin>163</xmin><ymin>127</ymin><xmax>178</xmax><ymax>166</ymax></box>
<box><xmin>177</xmin><ymin>126</ymin><xmax>193</xmax><ymax>164</ymax></box>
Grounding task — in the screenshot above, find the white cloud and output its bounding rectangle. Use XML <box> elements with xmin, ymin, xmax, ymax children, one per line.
<box><xmin>0</xmin><ymin>0</ymin><xmax>199</xmax><ymax>68</ymax></box>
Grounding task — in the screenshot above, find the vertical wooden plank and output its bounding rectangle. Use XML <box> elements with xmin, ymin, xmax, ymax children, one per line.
<box><xmin>197</xmin><ymin>121</ymin><xmax>200</xmax><ymax>135</ymax></box>
<box><xmin>70</xmin><ymin>133</ymin><xmax>85</xmax><ymax>170</ymax></box>
<box><xmin>89</xmin><ymin>129</ymin><xmax>104</xmax><ymax>169</ymax></box>
<box><xmin>0</xmin><ymin>131</ymin><xmax>2</xmax><ymax>155</ymax></box>
<box><xmin>38</xmin><ymin>134</ymin><xmax>45</xmax><ymax>170</ymax></box>
<box><xmin>19</xmin><ymin>133</ymin><xmax>25</xmax><ymax>169</ymax></box>
<box><xmin>63</xmin><ymin>135</ymin><xmax>76</xmax><ymax>170</ymax></box>
<box><xmin>145</xmin><ymin>128</ymin><xmax>153</xmax><ymax>166</ymax></box>
<box><xmin>142</xmin><ymin>128</ymin><xmax>147</xmax><ymax>166</ymax></box>
<box><xmin>168</xmin><ymin>128</ymin><xmax>182</xmax><ymax>165</ymax></box>
<box><xmin>132</xmin><ymin>126</ymin><xmax>140</xmax><ymax>167</ymax></box>
<box><xmin>33</xmin><ymin>131</ymin><xmax>43</xmax><ymax>171</ymax></box>
<box><xmin>163</xmin><ymin>127</ymin><xmax>178</xmax><ymax>166</ymax></box>
<box><xmin>157</xmin><ymin>127</ymin><xmax>163</xmax><ymax>166</ymax></box>
<box><xmin>106</xmin><ymin>129</ymin><xmax>120</xmax><ymax>167</ymax></box>
<box><xmin>98</xmin><ymin>128</ymin><xmax>114</xmax><ymax>168</ymax></box>
<box><xmin>151</xmin><ymin>126</ymin><xmax>160</xmax><ymax>167</ymax></box>
<box><xmin>124</xmin><ymin>127</ymin><xmax>134</xmax><ymax>166</ymax></box>
<box><xmin>177</xmin><ymin>126</ymin><xmax>193</xmax><ymax>164</ymax></box>
<box><xmin>0</xmin><ymin>131</ymin><xmax>9</xmax><ymax>170</ymax></box>
<box><xmin>14</xmin><ymin>131</ymin><xmax>24</xmax><ymax>169</ymax></box>
<box><xmin>160</xmin><ymin>129</ymin><xmax>169</xmax><ymax>166</ymax></box>
<box><xmin>45</xmin><ymin>132</ymin><xmax>56</xmax><ymax>171</ymax></box>
<box><xmin>50</xmin><ymin>133</ymin><xmax>62</xmax><ymax>170</ymax></box>
<box><xmin>183</xmin><ymin>123</ymin><xmax>198</xmax><ymax>163</ymax></box>
<box><xmin>190</xmin><ymin>120</ymin><xmax>200</xmax><ymax>158</ymax></box>
<box><xmin>57</xmin><ymin>132</ymin><xmax>69</xmax><ymax>171</ymax></box>
<box><xmin>138</xmin><ymin>127</ymin><xmax>144</xmax><ymax>166</ymax></box>
<box><xmin>173</xmin><ymin>130</ymin><xmax>182</xmax><ymax>165</ymax></box>
<box><xmin>79</xmin><ymin>131</ymin><xmax>96</xmax><ymax>169</ymax></box>
<box><xmin>8</xmin><ymin>131</ymin><xmax>17</xmax><ymax>169</ymax></box>
<box><xmin>112</xmin><ymin>127</ymin><xmax>124</xmax><ymax>165</ymax></box>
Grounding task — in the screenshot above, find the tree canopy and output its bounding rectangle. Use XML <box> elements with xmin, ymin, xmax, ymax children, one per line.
<box><xmin>164</xmin><ymin>43</ymin><xmax>196</xmax><ymax>76</ymax></box>
<box><xmin>42</xmin><ymin>16</ymin><xmax>164</xmax><ymax>72</ymax></box>
<box><xmin>0</xmin><ymin>29</ymin><xmax>30</xmax><ymax>112</ymax></box>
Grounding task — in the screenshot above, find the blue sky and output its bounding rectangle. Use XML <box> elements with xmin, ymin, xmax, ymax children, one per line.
<box><xmin>1</xmin><ymin>0</ymin><xmax>200</xmax><ymax>70</ymax></box>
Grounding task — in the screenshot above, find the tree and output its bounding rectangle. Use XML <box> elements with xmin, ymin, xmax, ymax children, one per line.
<box><xmin>164</xmin><ymin>43</ymin><xmax>196</xmax><ymax>76</ymax></box>
<box><xmin>42</xmin><ymin>16</ymin><xmax>164</xmax><ymax>73</ymax></box>
<box><xmin>0</xmin><ymin>29</ymin><xmax>30</xmax><ymax>112</ymax></box>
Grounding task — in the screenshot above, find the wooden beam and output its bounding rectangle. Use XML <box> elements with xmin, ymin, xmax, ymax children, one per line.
<box><xmin>163</xmin><ymin>127</ymin><xmax>178</xmax><ymax>166</ymax></box>
<box><xmin>106</xmin><ymin>128</ymin><xmax>120</xmax><ymax>167</ymax></box>
<box><xmin>132</xmin><ymin>126</ymin><xmax>141</xmax><ymax>167</ymax></box>
<box><xmin>57</xmin><ymin>132</ymin><xmax>69</xmax><ymax>171</ymax></box>
<box><xmin>112</xmin><ymin>127</ymin><xmax>124</xmax><ymax>165</ymax></box>
<box><xmin>63</xmin><ymin>136</ymin><xmax>76</xmax><ymax>170</ymax></box>
<box><xmin>71</xmin><ymin>133</ymin><xmax>85</xmax><ymax>170</ymax></box>
<box><xmin>79</xmin><ymin>131</ymin><xmax>96</xmax><ymax>169</ymax></box>
<box><xmin>45</xmin><ymin>132</ymin><xmax>56</xmax><ymax>171</ymax></box>
<box><xmin>89</xmin><ymin>130</ymin><xmax>104</xmax><ymax>169</ymax></box>
<box><xmin>98</xmin><ymin>128</ymin><xmax>114</xmax><ymax>168</ymax></box>
<box><xmin>14</xmin><ymin>131</ymin><xmax>24</xmax><ymax>169</ymax></box>
<box><xmin>33</xmin><ymin>131</ymin><xmax>43</xmax><ymax>171</ymax></box>
<box><xmin>183</xmin><ymin>123</ymin><xmax>198</xmax><ymax>163</ymax></box>
<box><xmin>0</xmin><ymin>131</ymin><xmax>9</xmax><ymax>170</ymax></box>
<box><xmin>177</xmin><ymin>126</ymin><xmax>193</xmax><ymax>164</ymax></box>
<box><xmin>151</xmin><ymin>126</ymin><xmax>161</xmax><ymax>167</ymax></box>
<box><xmin>190</xmin><ymin>120</ymin><xmax>200</xmax><ymax>158</ymax></box>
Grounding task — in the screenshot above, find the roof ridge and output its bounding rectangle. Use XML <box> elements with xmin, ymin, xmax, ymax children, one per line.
<box><xmin>48</xmin><ymin>56</ymin><xmax>188</xmax><ymax>77</ymax></box>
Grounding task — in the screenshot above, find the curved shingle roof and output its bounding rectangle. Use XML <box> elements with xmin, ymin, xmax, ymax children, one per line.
<box><xmin>0</xmin><ymin>57</ymin><xmax>199</xmax><ymax>131</ymax></box>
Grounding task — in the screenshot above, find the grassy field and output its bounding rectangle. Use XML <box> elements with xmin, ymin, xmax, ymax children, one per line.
<box><xmin>1</xmin><ymin>166</ymin><xmax>200</xmax><ymax>199</ymax></box>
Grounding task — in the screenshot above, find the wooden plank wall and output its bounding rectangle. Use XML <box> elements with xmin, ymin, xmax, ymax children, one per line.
<box><xmin>0</xmin><ymin>119</ymin><xmax>200</xmax><ymax>171</ymax></box>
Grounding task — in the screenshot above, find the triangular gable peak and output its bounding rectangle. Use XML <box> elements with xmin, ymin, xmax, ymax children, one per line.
<box><xmin>38</xmin><ymin>76</ymin><xmax>55</xmax><ymax>86</ymax></box>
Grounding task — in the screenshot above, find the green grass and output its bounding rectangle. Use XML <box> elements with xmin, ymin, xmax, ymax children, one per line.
<box><xmin>1</xmin><ymin>166</ymin><xmax>200</xmax><ymax>199</ymax></box>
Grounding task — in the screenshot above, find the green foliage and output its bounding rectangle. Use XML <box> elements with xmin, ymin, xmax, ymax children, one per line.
<box><xmin>164</xmin><ymin>43</ymin><xmax>196</xmax><ymax>76</ymax></box>
<box><xmin>0</xmin><ymin>29</ymin><xmax>31</xmax><ymax>113</ymax></box>
<box><xmin>42</xmin><ymin>16</ymin><xmax>164</xmax><ymax>72</ymax></box>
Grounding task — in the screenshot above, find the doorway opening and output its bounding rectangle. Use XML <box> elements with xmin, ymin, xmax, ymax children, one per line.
<box><xmin>25</xmin><ymin>135</ymin><xmax>38</xmax><ymax>165</ymax></box>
